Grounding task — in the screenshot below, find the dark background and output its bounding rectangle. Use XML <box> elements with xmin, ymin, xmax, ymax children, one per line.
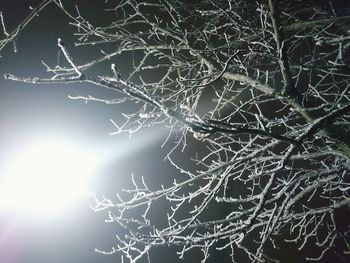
<box><xmin>0</xmin><ymin>1</ymin><xmax>349</xmax><ymax>263</ymax></box>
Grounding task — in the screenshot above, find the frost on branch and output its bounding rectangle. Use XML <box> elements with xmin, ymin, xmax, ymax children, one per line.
<box><xmin>3</xmin><ymin>0</ymin><xmax>350</xmax><ymax>262</ymax></box>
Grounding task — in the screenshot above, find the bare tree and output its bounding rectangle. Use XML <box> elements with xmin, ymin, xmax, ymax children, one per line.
<box><xmin>2</xmin><ymin>0</ymin><xmax>350</xmax><ymax>262</ymax></box>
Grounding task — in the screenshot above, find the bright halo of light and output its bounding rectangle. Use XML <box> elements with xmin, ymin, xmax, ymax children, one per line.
<box><xmin>0</xmin><ymin>139</ymin><xmax>95</xmax><ymax>216</ymax></box>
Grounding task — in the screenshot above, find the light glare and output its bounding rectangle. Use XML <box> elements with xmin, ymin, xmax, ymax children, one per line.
<box><xmin>0</xmin><ymin>140</ymin><xmax>94</xmax><ymax>216</ymax></box>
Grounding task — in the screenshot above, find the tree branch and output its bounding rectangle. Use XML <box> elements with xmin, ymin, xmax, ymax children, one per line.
<box><xmin>0</xmin><ymin>0</ymin><xmax>54</xmax><ymax>53</ymax></box>
<box><xmin>268</xmin><ymin>0</ymin><xmax>296</xmax><ymax>97</ymax></box>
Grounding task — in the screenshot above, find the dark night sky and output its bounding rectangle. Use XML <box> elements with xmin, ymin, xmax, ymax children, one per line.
<box><xmin>2</xmin><ymin>1</ymin><xmax>349</xmax><ymax>263</ymax></box>
<box><xmin>0</xmin><ymin>1</ymin><xmax>174</xmax><ymax>263</ymax></box>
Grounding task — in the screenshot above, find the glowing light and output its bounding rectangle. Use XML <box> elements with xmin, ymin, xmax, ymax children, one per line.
<box><xmin>0</xmin><ymin>139</ymin><xmax>95</xmax><ymax>216</ymax></box>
